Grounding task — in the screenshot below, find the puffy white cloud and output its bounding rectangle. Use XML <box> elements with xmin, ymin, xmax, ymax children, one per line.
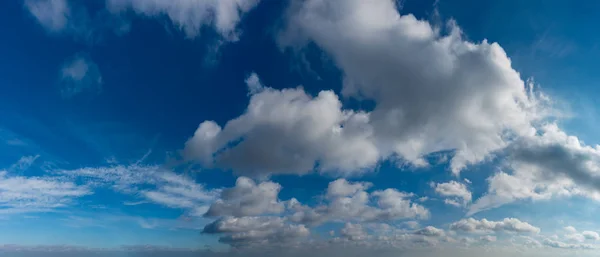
<box><xmin>289</xmin><ymin>179</ymin><xmax>428</xmax><ymax>225</ymax></box>
<box><xmin>184</xmin><ymin>77</ymin><xmax>379</xmax><ymax>177</ymax></box>
<box><xmin>205</xmin><ymin>177</ymin><xmax>285</xmax><ymax>217</ymax></box>
<box><xmin>582</xmin><ymin>231</ymin><xmax>600</xmax><ymax>241</ymax></box>
<box><xmin>60</xmin><ymin>53</ymin><xmax>103</xmax><ymax>98</ymax></box>
<box><xmin>280</xmin><ymin>0</ymin><xmax>548</xmax><ymax>175</ymax></box>
<box><xmin>564</xmin><ymin>226</ymin><xmax>577</xmax><ymax>233</ymax></box>
<box><xmin>202</xmin><ymin>216</ymin><xmax>309</xmax><ymax>248</ymax></box>
<box><xmin>470</xmin><ymin>124</ymin><xmax>600</xmax><ymax>215</ymax></box>
<box><xmin>480</xmin><ymin>235</ymin><xmax>497</xmax><ymax>242</ymax></box>
<box><xmin>414</xmin><ymin>226</ymin><xmax>445</xmax><ymax>237</ymax></box>
<box><xmin>449</xmin><ymin>218</ymin><xmax>540</xmax><ymax>234</ymax></box>
<box><xmin>0</xmin><ymin>170</ymin><xmax>90</xmax><ymax>214</ymax></box>
<box><xmin>340</xmin><ymin>223</ymin><xmax>368</xmax><ymax>241</ymax></box>
<box><xmin>106</xmin><ymin>0</ymin><xmax>261</xmax><ymax>40</ymax></box>
<box><xmin>432</xmin><ymin>181</ymin><xmax>471</xmax><ymax>207</ymax></box>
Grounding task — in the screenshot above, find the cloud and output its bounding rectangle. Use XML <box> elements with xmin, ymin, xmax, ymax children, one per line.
<box><xmin>203</xmin><ymin>216</ymin><xmax>309</xmax><ymax>248</ymax></box>
<box><xmin>470</xmin><ymin>124</ymin><xmax>600</xmax><ymax>215</ymax></box>
<box><xmin>59</xmin><ymin>53</ymin><xmax>103</xmax><ymax>98</ymax></box>
<box><xmin>184</xmin><ymin>78</ymin><xmax>379</xmax><ymax>177</ymax></box>
<box><xmin>414</xmin><ymin>226</ymin><xmax>445</xmax><ymax>237</ymax></box>
<box><xmin>245</xmin><ymin>72</ymin><xmax>264</xmax><ymax>95</ymax></box>
<box><xmin>289</xmin><ymin>179</ymin><xmax>428</xmax><ymax>225</ymax></box>
<box><xmin>279</xmin><ymin>0</ymin><xmax>550</xmax><ymax>175</ymax></box>
<box><xmin>543</xmin><ymin>238</ymin><xmax>595</xmax><ymax>249</ymax></box>
<box><xmin>205</xmin><ymin>177</ymin><xmax>285</xmax><ymax>217</ymax></box>
<box><xmin>339</xmin><ymin>223</ymin><xmax>368</xmax><ymax>241</ymax></box>
<box><xmin>24</xmin><ymin>0</ymin><xmax>130</xmax><ymax>41</ymax></box>
<box><xmin>432</xmin><ymin>181</ymin><xmax>471</xmax><ymax>207</ymax></box>
<box><xmin>8</xmin><ymin>155</ymin><xmax>40</xmax><ymax>173</ymax></box>
<box><xmin>59</xmin><ymin>164</ymin><xmax>218</xmax><ymax>216</ymax></box>
<box><xmin>480</xmin><ymin>235</ymin><xmax>497</xmax><ymax>242</ymax></box>
<box><xmin>24</xmin><ymin>0</ymin><xmax>70</xmax><ymax>32</ymax></box>
<box><xmin>106</xmin><ymin>0</ymin><xmax>261</xmax><ymax>40</ymax></box>
<box><xmin>582</xmin><ymin>231</ymin><xmax>600</xmax><ymax>241</ymax></box>
<box><xmin>0</xmin><ymin>170</ymin><xmax>90</xmax><ymax>214</ymax></box>
<box><xmin>449</xmin><ymin>218</ymin><xmax>540</xmax><ymax>234</ymax></box>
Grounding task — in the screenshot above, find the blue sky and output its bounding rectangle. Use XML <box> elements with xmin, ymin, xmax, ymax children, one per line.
<box><xmin>3</xmin><ymin>0</ymin><xmax>600</xmax><ymax>256</ymax></box>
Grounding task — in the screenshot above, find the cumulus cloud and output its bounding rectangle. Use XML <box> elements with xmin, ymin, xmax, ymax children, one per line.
<box><xmin>289</xmin><ymin>179</ymin><xmax>428</xmax><ymax>225</ymax></box>
<box><xmin>449</xmin><ymin>218</ymin><xmax>540</xmax><ymax>234</ymax></box>
<box><xmin>280</xmin><ymin>0</ymin><xmax>549</xmax><ymax>175</ymax></box>
<box><xmin>339</xmin><ymin>222</ymin><xmax>368</xmax><ymax>241</ymax></box>
<box><xmin>106</xmin><ymin>0</ymin><xmax>261</xmax><ymax>40</ymax></box>
<box><xmin>59</xmin><ymin>53</ymin><xmax>103</xmax><ymax>98</ymax></box>
<box><xmin>202</xmin><ymin>216</ymin><xmax>309</xmax><ymax>248</ymax></box>
<box><xmin>432</xmin><ymin>181</ymin><xmax>471</xmax><ymax>207</ymax></box>
<box><xmin>414</xmin><ymin>226</ymin><xmax>445</xmax><ymax>237</ymax></box>
<box><xmin>184</xmin><ymin>76</ymin><xmax>379</xmax><ymax>177</ymax></box>
<box><xmin>470</xmin><ymin>124</ymin><xmax>600</xmax><ymax>214</ymax></box>
<box><xmin>204</xmin><ymin>177</ymin><xmax>285</xmax><ymax>217</ymax></box>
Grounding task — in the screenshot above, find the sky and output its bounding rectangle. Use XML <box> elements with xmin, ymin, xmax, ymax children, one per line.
<box><xmin>2</xmin><ymin>0</ymin><xmax>600</xmax><ymax>256</ymax></box>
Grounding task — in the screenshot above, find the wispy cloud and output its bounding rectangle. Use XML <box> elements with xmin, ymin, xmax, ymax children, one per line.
<box><xmin>59</xmin><ymin>52</ymin><xmax>103</xmax><ymax>98</ymax></box>
<box><xmin>0</xmin><ymin>170</ymin><xmax>90</xmax><ymax>215</ymax></box>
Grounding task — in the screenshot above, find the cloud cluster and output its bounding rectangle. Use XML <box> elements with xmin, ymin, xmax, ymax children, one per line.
<box><xmin>185</xmin><ymin>81</ymin><xmax>378</xmax><ymax>177</ymax></box>
<box><xmin>431</xmin><ymin>181</ymin><xmax>471</xmax><ymax>207</ymax></box>
<box><xmin>106</xmin><ymin>0</ymin><xmax>261</xmax><ymax>40</ymax></box>
<box><xmin>449</xmin><ymin>218</ymin><xmax>540</xmax><ymax>234</ymax></box>
<box><xmin>470</xmin><ymin>124</ymin><xmax>600</xmax><ymax>214</ymax></box>
<box><xmin>203</xmin><ymin>216</ymin><xmax>309</xmax><ymax>247</ymax></box>
<box><xmin>288</xmin><ymin>179</ymin><xmax>429</xmax><ymax>226</ymax></box>
<box><xmin>279</xmin><ymin>0</ymin><xmax>549</xmax><ymax>175</ymax></box>
<box><xmin>205</xmin><ymin>177</ymin><xmax>285</xmax><ymax>217</ymax></box>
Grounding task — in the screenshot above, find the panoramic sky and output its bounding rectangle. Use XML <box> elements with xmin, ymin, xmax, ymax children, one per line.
<box><xmin>3</xmin><ymin>0</ymin><xmax>600</xmax><ymax>256</ymax></box>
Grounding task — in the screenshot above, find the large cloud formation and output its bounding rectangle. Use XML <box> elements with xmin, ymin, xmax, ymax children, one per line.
<box><xmin>185</xmin><ymin>0</ymin><xmax>549</xmax><ymax>177</ymax></box>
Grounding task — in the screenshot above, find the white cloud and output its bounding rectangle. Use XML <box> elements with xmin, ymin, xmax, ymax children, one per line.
<box><xmin>289</xmin><ymin>179</ymin><xmax>428</xmax><ymax>225</ymax></box>
<box><xmin>106</xmin><ymin>0</ymin><xmax>261</xmax><ymax>40</ymax></box>
<box><xmin>8</xmin><ymin>155</ymin><xmax>40</xmax><ymax>173</ymax></box>
<box><xmin>245</xmin><ymin>72</ymin><xmax>264</xmax><ymax>95</ymax></box>
<box><xmin>60</xmin><ymin>164</ymin><xmax>218</xmax><ymax>216</ymax></box>
<box><xmin>0</xmin><ymin>170</ymin><xmax>90</xmax><ymax>214</ymax></box>
<box><xmin>470</xmin><ymin>124</ymin><xmax>600</xmax><ymax>215</ymax></box>
<box><xmin>24</xmin><ymin>0</ymin><xmax>70</xmax><ymax>32</ymax></box>
<box><xmin>202</xmin><ymin>216</ymin><xmax>309</xmax><ymax>248</ymax></box>
<box><xmin>564</xmin><ymin>226</ymin><xmax>577</xmax><ymax>233</ymax></box>
<box><xmin>279</xmin><ymin>0</ymin><xmax>550</xmax><ymax>175</ymax></box>
<box><xmin>583</xmin><ymin>231</ymin><xmax>600</xmax><ymax>241</ymax></box>
<box><xmin>543</xmin><ymin>238</ymin><xmax>595</xmax><ymax>249</ymax></box>
<box><xmin>204</xmin><ymin>177</ymin><xmax>285</xmax><ymax>217</ymax></box>
<box><xmin>340</xmin><ymin>222</ymin><xmax>368</xmax><ymax>241</ymax></box>
<box><xmin>60</xmin><ymin>53</ymin><xmax>103</xmax><ymax>98</ymax></box>
<box><xmin>449</xmin><ymin>218</ymin><xmax>540</xmax><ymax>234</ymax></box>
<box><xmin>432</xmin><ymin>181</ymin><xmax>471</xmax><ymax>207</ymax></box>
<box><xmin>480</xmin><ymin>235</ymin><xmax>497</xmax><ymax>242</ymax></box>
<box><xmin>184</xmin><ymin>80</ymin><xmax>379</xmax><ymax>177</ymax></box>
<box><xmin>414</xmin><ymin>226</ymin><xmax>445</xmax><ymax>237</ymax></box>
